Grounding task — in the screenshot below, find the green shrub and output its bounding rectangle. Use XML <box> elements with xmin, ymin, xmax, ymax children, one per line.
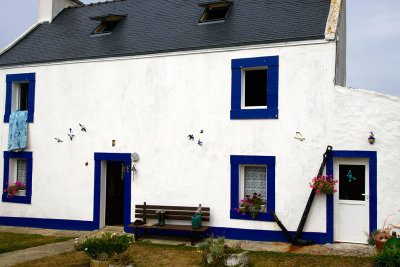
<box><xmin>367</xmin><ymin>229</ymin><xmax>381</xmax><ymax>246</ymax></box>
<box><xmin>74</xmin><ymin>232</ymin><xmax>133</xmax><ymax>261</ymax></box>
<box><xmin>375</xmin><ymin>248</ymin><xmax>400</xmax><ymax>267</ymax></box>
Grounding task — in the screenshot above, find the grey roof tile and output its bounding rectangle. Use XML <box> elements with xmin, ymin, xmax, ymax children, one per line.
<box><xmin>0</xmin><ymin>0</ymin><xmax>331</xmax><ymax>67</ymax></box>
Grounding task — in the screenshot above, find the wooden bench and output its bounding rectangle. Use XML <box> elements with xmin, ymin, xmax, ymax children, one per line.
<box><xmin>127</xmin><ymin>202</ymin><xmax>210</xmax><ymax>246</ymax></box>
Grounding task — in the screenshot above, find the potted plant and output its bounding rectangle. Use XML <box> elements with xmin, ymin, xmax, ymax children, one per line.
<box><xmin>4</xmin><ymin>181</ymin><xmax>26</xmax><ymax>197</ymax></box>
<box><xmin>74</xmin><ymin>233</ymin><xmax>134</xmax><ymax>267</ymax></box>
<box><xmin>197</xmin><ymin>236</ymin><xmax>249</xmax><ymax>267</ymax></box>
<box><xmin>235</xmin><ymin>193</ymin><xmax>266</xmax><ymax>219</ymax></box>
<box><xmin>309</xmin><ymin>175</ymin><xmax>338</xmax><ymax>194</ymax></box>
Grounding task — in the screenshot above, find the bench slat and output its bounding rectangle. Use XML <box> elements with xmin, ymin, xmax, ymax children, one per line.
<box><xmin>136</xmin><ymin>205</ymin><xmax>210</xmax><ymax>211</ymax></box>
<box><xmin>135</xmin><ymin>214</ymin><xmax>210</xmax><ymax>222</ymax></box>
<box><xmin>127</xmin><ymin>223</ymin><xmax>209</xmax><ymax>232</ymax></box>
<box><xmin>135</xmin><ymin>209</ymin><xmax>210</xmax><ymax>217</ymax></box>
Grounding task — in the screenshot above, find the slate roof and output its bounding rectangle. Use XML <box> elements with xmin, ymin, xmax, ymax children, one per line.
<box><xmin>0</xmin><ymin>0</ymin><xmax>331</xmax><ymax>67</ymax></box>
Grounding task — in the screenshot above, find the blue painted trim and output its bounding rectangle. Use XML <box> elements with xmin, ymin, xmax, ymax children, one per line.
<box><xmin>326</xmin><ymin>150</ymin><xmax>377</xmax><ymax>242</ymax></box>
<box><xmin>93</xmin><ymin>153</ymin><xmax>131</xmax><ymax>232</ymax></box>
<box><xmin>4</xmin><ymin>73</ymin><xmax>36</xmax><ymax>123</ymax></box>
<box><xmin>94</xmin><ymin>153</ymin><xmax>131</xmax><ymax>161</ymax></box>
<box><xmin>0</xmin><ymin>216</ymin><xmax>97</xmax><ymax>231</ymax></box>
<box><xmin>230</xmin><ymin>56</ymin><xmax>279</xmax><ymax>120</ymax></box>
<box><xmin>230</xmin><ymin>155</ymin><xmax>275</xmax><ymax>222</ymax></box>
<box><xmin>2</xmin><ymin>151</ymin><xmax>33</xmax><ymax>204</ymax></box>
<box><xmin>124</xmin><ymin>226</ymin><xmax>330</xmax><ymax>244</ymax></box>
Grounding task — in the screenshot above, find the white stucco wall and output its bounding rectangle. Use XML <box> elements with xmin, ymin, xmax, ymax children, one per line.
<box><xmin>3</xmin><ymin>40</ymin><xmax>398</xmax><ymax>235</ymax></box>
<box><xmin>332</xmin><ymin>86</ymin><xmax>400</xmax><ymax>228</ymax></box>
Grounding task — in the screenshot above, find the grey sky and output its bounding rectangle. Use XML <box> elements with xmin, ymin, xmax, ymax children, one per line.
<box><xmin>1</xmin><ymin>0</ymin><xmax>399</xmax><ymax>96</ymax></box>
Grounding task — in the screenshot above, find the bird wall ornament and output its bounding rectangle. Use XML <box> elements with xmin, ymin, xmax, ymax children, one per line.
<box><xmin>79</xmin><ymin>123</ymin><xmax>87</xmax><ymax>132</ymax></box>
<box><xmin>55</xmin><ymin>138</ymin><xmax>63</xmax><ymax>143</ymax></box>
<box><xmin>294</xmin><ymin>132</ymin><xmax>305</xmax><ymax>141</ymax></box>
<box><xmin>68</xmin><ymin>128</ymin><xmax>75</xmax><ymax>141</ymax></box>
<box><xmin>198</xmin><ymin>139</ymin><xmax>203</xmax><ymax>146</ymax></box>
<box><xmin>188</xmin><ymin>134</ymin><xmax>194</xmax><ymax>140</ymax></box>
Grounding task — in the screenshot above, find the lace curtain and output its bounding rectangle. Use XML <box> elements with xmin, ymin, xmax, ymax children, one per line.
<box><xmin>244</xmin><ymin>166</ymin><xmax>267</xmax><ymax>199</ymax></box>
<box><xmin>17</xmin><ymin>159</ymin><xmax>27</xmax><ymax>185</ymax></box>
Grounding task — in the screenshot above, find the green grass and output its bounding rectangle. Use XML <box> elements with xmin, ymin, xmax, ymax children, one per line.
<box><xmin>0</xmin><ymin>232</ymin><xmax>74</xmax><ymax>254</ymax></box>
<box><xmin>15</xmin><ymin>240</ymin><xmax>375</xmax><ymax>267</ymax></box>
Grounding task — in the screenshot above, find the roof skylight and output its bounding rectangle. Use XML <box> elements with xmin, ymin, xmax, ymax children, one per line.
<box><xmin>90</xmin><ymin>14</ymin><xmax>126</xmax><ymax>35</ymax></box>
<box><xmin>199</xmin><ymin>1</ymin><xmax>232</xmax><ymax>23</ymax></box>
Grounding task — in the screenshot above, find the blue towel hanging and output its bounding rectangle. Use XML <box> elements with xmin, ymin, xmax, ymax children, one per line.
<box><xmin>8</xmin><ymin>111</ymin><xmax>28</xmax><ymax>151</ymax></box>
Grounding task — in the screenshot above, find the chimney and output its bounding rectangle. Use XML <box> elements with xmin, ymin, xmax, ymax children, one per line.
<box><xmin>38</xmin><ymin>0</ymin><xmax>82</xmax><ymax>23</ymax></box>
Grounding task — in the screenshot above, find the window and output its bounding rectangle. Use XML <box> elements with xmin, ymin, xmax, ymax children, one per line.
<box><xmin>90</xmin><ymin>14</ymin><xmax>125</xmax><ymax>35</ymax></box>
<box><xmin>230</xmin><ymin>155</ymin><xmax>275</xmax><ymax>221</ymax></box>
<box><xmin>4</xmin><ymin>73</ymin><xmax>35</xmax><ymax>123</ymax></box>
<box><xmin>230</xmin><ymin>56</ymin><xmax>279</xmax><ymax>119</ymax></box>
<box><xmin>199</xmin><ymin>1</ymin><xmax>232</xmax><ymax>23</ymax></box>
<box><xmin>2</xmin><ymin>151</ymin><xmax>32</xmax><ymax>204</ymax></box>
<box><xmin>241</xmin><ymin>166</ymin><xmax>267</xmax><ymax>200</ymax></box>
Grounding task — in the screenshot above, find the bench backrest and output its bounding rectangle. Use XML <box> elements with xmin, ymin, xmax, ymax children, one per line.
<box><xmin>135</xmin><ymin>202</ymin><xmax>210</xmax><ymax>223</ymax></box>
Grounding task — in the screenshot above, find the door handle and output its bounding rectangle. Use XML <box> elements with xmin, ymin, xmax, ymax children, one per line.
<box><xmin>362</xmin><ymin>193</ymin><xmax>369</xmax><ymax>200</ymax></box>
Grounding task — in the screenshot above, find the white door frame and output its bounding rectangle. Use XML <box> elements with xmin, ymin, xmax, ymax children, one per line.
<box><xmin>326</xmin><ymin>150</ymin><xmax>377</xmax><ymax>244</ymax></box>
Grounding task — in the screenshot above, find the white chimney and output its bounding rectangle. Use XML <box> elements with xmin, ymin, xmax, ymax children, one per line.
<box><xmin>38</xmin><ymin>0</ymin><xmax>82</xmax><ymax>23</ymax></box>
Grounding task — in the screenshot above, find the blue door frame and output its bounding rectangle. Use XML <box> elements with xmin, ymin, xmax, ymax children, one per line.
<box><xmin>325</xmin><ymin>150</ymin><xmax>377</xmax><ymax>243</ymax></box>
<box><xmin>94</xmin><ymin>153</ymin><xmax>132</xmax><ymax>232</ymax></box>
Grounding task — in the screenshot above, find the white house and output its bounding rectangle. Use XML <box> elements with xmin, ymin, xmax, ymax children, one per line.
<box><xmin>1</xmin><ymin>0</ymin><xmax>399</xmax><ymax>244</ymax></box>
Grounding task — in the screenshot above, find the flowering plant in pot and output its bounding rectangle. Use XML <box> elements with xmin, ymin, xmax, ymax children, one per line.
<box><xmin>309</xmin><ymin>175</ymin><xmax>338</xmax><ymax>194</ymax></box>
<box><xmin>235</xmin><ymin>193</ymin><xmax>266</xmax><ymax>219</ymax></box>
<box><xmin>4</xmin><ymin>181</ymin><xmax>26</xmax><ymax>197</ymax></box>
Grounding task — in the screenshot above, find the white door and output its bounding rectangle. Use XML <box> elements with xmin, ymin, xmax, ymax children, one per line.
<box><xmin>334</xmin><ymin>158</ymin><xmax>369</xmax><ymax>243</ymax></box>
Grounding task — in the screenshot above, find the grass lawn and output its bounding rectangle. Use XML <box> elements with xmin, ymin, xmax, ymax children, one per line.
<box><xmin>0</xmin><ymin>232</ymin><xmax>74</xmax><ymax>254</ymax></box>
<box><xmin>14</xmin><ymin>241</ymin><xmax>375</xmax><ymax>267</ymax></box>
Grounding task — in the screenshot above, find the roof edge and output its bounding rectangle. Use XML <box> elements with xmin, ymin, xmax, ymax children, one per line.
<box><xmin>0</xmin><ymin>35</ymin><xmax>327</xmax><ymax>69</ymax></box>
<box><xmin>0</xmin><ymin>23</ymin><xmax>41</xmax><ymax>57</ymax></box>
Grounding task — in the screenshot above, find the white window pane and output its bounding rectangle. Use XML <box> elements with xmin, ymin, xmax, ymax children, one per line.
<box><xmin>17</xmin><ymin>159</ymin><xmax>27</xmax><ymax>185</ymax></box>
<box><xmin>244</xmin><ymin>166</ymin><xmax>266</xmax><ymax>199</ymax></box>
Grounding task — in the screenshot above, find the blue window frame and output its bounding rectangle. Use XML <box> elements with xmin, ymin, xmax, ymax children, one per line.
<box><xmin>230</xmin><ymin>155</ymin><xmax>275</xmax><ymax>221</ymax></box>
<box><xmin>2</xmin><ymin>151</ymin><xmax>33</xmax><ymax>204</ymax></box>
<box><xmin>230</xmin><ymin>56</ymin><xmax>279</xmax><ymax>119</ymax></box>
<box><xmin>4</xmin><ymin>73</ymin><xmax>36</xmax><ymax>123</ymax></box>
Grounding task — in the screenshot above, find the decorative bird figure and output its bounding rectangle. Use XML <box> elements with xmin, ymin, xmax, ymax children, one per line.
<box><xmin>79</xmin><ymin>123</ymin><xmax>87</xmax><ymax>132</ymax></box>
<box><xmin>68</xmin><ymin>128</ymin><xmax>75</xmax><ymax>141</ymax></box>
<box><xmin>294</xmin><ymin>132</ymin><xmax>305</xmax><ymax>141</ymax></box>
<box><xmin>200</xmin><ymin>129</ymin><xmax>204</xmax><ymax>134</ymax></box>
<box><xmin>55</xmin><ymin>138</ymin><xmax>63</xmax><ymax>143</ymax></box>
<box><xmin>188</xmin><ymin>134</ymin><xmax>194</xmax><ymax>140</ymax></box>
<box><xmin>198</xmin><ymin>139</ymin><xmax>203</xmax><ymax>146</ymax></box>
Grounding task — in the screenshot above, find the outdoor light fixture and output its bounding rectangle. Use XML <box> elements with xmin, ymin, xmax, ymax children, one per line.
<box><xmin>368</xmin><ymin>132</ymin><xmax>375</xmax><ymax>144</ymax></box>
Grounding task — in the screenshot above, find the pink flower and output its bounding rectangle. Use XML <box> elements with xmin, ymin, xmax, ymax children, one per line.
<box><xmin>333</xmin><ymin>189</ymin><xmax>337</xmax><ymax>193</ymax></box>
<box><xmin>319</xmin><ymin>183</ymin><xmax>323</xmax><ymax>186</ymax></box>
<box><xmin>318</xmin><ymin>250</ymin><xmax>321</xmax><ymax>253</ymax></box>
<box><xmin>335</xmin><ymin>180</ymin><xmax>338</xmax><ymax>183</ymax></box>
<box><xmin>312</xmin><ymin>250</ymin><xmax>315</xmax><ymax>253</ymax></box>
<box><xmin>316</xmin><ymin>190</ymin><xmax>321</xmax><ymax>194</ymax></box>
<box><xmin>242</xmin><ymin>213</ymin><xmax>246</xmax><ymax>216</ymax></box>
<box><xmin>330</xmin><ymin>185</ymin><xmax>333</xmax><ymax>188</ymax></box>
<box><xmin>248</xmin><ymin>203</ymin><xmax>251</xmax><ymax>206</ymax></box>
<box><xmin>340</xmin><ymin>256</ymin><xmax>343</xmax><ymax>259</ymax></box>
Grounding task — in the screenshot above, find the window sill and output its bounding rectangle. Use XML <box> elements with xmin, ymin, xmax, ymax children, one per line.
<box><xmin>2</xmin><ymin>194</ymin><xmax>31</xmax><ymax>204</ymax></box>
<box><xmin>230</xmin><ymin>108</ymin><xmax>278</xmax><ymax>119</ymax></box>
<box><xmin>230</xmin><ymin>210</ymin><xmax>275</xmax><ymax>221</ymax></box>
